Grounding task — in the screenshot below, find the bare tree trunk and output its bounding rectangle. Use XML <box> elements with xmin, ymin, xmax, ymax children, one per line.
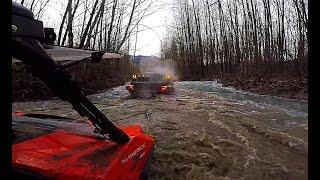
<box><xmin>93</xmin><ymin>12</ymin><xmax>103</xmax><ymax>50</ymax></box>
<box><xmin>61</xmin><ymin>0</ymin><xmax>80</xmax><ymax>46</ymax></box>
<box><xmin>99</xmin><ymin>8</ymin><xmax>104</xmax><ymax>50</ymax></box>
<box><xmin>78</xmin><ymin>0</ymin><xmax>99</xmax><ymax>49</ymax></box>
<box><xmin>67</xmin><ymin>0</ymin><xmax>73</xmax><ymax>47</ymax></box>
<box><xmin>84</xmin><ymin>0</ymin><xmax>106</xmax><ymax>49</ymax></box>
<box><xmin>80</xmin><ymin>0</ymin><xmax>89</xmax><ymax>41</ymax></box>
<box><xmin>35</xmin><ymin>0</ymin><xmax>50</xmax><ymax>19</ymax></box>
<box><xmin>30</xmin><ymin>0</ymin><xmax>36</xmax><ymax>12</ymax></box>
<box><xmin>106</xmin><ymin>0</ymin><xmax>118</xmax><ymax>51</ymax></box>
<box><xmin>116</xmin><ymin>0</ymin><xmax>137</xmax><ymax>52</ymax></box>
<box><xmin>57</xmin><ymin>3</ymin><xmax>69</xmax><ymax>45</ymax></box>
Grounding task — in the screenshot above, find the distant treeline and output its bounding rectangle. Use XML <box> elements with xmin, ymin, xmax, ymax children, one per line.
<box><xmin>161</xmin><ymin>0</ymin><xmax>307</xmax><ymax>80</ymax></box>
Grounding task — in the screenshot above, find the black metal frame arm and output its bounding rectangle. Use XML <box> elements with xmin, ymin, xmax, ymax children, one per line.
<box><xmin>11</xmin><ymin>37</ymin><xmax>130</xmax><ymax>144</ymax></box>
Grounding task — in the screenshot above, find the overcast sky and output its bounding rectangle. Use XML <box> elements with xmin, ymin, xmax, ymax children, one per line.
<box><xmin>38</xmin><ymin>0</ymin><xmax>173</xmax><ymax>57</ymax></box>
<box><xmin>130</xmin><ymin>0</ymin><xmax>172</xmax><ymax>56</ymax></box>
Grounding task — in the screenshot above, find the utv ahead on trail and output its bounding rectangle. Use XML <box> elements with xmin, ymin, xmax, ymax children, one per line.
<box><xmin>126</xmin><ymin>72</ymin><xmax>174</xmax><ymax>98</ymax></box>
<box><xmin>11</xmin><ymin>2</ymin><xmax>154</xmax><ymax>179</ymax></box>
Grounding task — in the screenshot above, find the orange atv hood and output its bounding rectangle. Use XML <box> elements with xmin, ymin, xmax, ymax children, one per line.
<box><xmin>13</xmin><ymin>125</ymin><xmax>154</xmax><ymax>179</ymax></box>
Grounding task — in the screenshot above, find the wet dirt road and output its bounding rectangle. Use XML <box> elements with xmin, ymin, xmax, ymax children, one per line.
<box><xmin>13</xmin><ymin>81</ymin><xmax>308</xmax><ymax>179</ymax></box>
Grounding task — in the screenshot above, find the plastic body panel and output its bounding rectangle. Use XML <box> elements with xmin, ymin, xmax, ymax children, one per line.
<box><xmin>12</xmin><ymin>125</ymin><xmax>154</xmax><ymax>179</ymax></box>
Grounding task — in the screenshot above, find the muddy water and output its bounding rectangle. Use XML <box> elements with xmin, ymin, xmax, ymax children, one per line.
<box><xmin>13</xmin><ymin>81</ymin><xmax>308</xmax><ymax>179</ymax></box>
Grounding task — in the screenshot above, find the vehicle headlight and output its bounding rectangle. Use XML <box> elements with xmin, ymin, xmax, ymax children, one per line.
<box><xmin>132</xmin><ymin>74</ymin><xmax>137</xmax><ymax>79</ymax></box>
<box><xmin>165</xmin><ymin>75</ymin><xmax>170</xmax><ymax>79</ymax></box>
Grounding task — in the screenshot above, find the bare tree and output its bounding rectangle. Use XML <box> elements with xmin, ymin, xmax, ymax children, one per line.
<box><xmin>78</xmin><ymin>0</ymin><xmax>99</xmax><ymax>48</ymax></box>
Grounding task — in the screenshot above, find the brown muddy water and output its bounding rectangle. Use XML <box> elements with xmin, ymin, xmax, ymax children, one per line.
<box><xmin>13</xmin><ymin>81</ymin><xmax>308</xmax><ymax>179</ymax></box>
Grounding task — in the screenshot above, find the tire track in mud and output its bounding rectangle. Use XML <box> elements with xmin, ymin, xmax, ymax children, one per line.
<box><xmin>12</xmin><ymin>83</ymin><xmax>308</xmax><ymax>179</ymax></box>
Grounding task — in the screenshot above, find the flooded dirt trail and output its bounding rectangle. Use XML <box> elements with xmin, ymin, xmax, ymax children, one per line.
<box><xmin>13</xmin><ymin>81</ymin><xmax>308</xmax><ymax>179</ymax></box>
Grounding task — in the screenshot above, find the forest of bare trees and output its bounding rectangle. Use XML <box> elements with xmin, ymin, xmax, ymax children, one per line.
<box><xmin>17</xmin><ymin>0</ymin><xmax>160</xmax><ymax>53</ymax></box>
<box><xmin>15</xmin><ymin>0</ymin><xmax>308</xmax><ymax>85</ymax></box>
<box><xmin>161</xmin><ymin>0</ymin><xmax>308</xmax><ymax>81</ymax></box>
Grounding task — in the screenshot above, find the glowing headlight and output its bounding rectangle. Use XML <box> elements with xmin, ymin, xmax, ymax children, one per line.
<box><xmin>132</xmin><ymin>74</ymin><xmax>137</xmax><ymax>79</ymax></box>
<box><xmin>165</xmin><ymin>75</ymin><xmax>170</xmax><ymax>79</ymax></box>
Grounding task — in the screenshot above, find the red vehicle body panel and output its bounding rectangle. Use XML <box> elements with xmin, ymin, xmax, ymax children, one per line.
<box><xmin>12</xmin><ymin>125</ymin><xmax>154</xmax><ymax>179</ymax></box>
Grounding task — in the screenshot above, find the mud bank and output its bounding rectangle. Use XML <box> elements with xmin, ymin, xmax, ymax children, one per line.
<box><xmin>197</xmin><ymin>76</ymin><xmax>308</xmax><ymax>101</ymax></box>
<box><xmin>12</xmin><ymin>73</ymin><xmax>126</xmax><ymax>102</ymax></box>
<box><xmin>12</xmin><ymin>55</ymin><xmax>133</xmax><ymax>102</ymax></box>
<box><xmin>13</xmin><ymin>82</ymin><xmax>308</xmax><ymax>179</ymax></box>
